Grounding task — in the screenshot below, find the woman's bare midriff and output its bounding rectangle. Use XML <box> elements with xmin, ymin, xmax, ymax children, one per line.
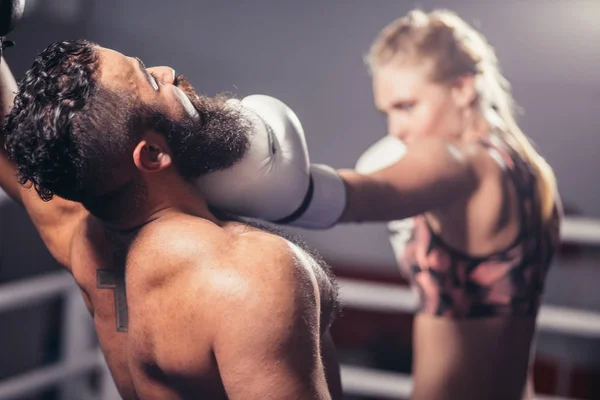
<box><xmin>411</xmin><ymin>314</ymin><xmax>537</xmax><ymax>400</ymax></box>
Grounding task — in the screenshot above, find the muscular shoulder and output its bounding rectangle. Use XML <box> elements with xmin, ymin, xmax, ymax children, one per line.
<box><xmin>132</xmin><ymin>215</ymin><xmax>300</xmax><ymax>270</ymax></box>
<box><xmin>199</xmin><ymin>228</ymin><xmax>319</xmax><ymax>313</ymax></box>
<box><xmin>131</xmin><ymin>215</ymin><xmax>319</xmax><ymax>313</ymax></box>
<box><xmin>133</xmin><ymin>217</ymin><xmax>322</xmax><ymax>346</ymax></box>
<box><xmin>219</xmin><ymin>229</ymin><xmax>319</xmax><ymax>298</ymax></box>
<box><xmin>207</xmin><ymin>231</ymin><xmax>323</xmax><ymax>350</ymax></box>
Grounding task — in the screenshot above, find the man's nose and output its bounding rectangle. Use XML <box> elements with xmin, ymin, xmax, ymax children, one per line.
<box><xmin>147</xmin><ymin>66</ymin><xmax>176</xmax><ymax>84</ymax></box>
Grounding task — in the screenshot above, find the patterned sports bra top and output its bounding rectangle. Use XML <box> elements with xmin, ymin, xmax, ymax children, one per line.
<box><xmin>388</xmin><ymin>137</ymin><xmax>561</xmax><ymax>318</ymax></box>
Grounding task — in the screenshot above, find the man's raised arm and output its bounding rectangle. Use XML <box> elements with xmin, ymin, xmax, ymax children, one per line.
<box><xmin>0</xmin><ymin>58</ymin><xmax>86</xmax><ymax>268</ymax></box>
<box><xmin>0</xmin><ymin>59</ymin><xmax>22</xmax><ymax>202</ymax></box>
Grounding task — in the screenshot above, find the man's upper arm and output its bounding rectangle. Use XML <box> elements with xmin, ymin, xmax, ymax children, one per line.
<box><xmin>339</xmin><ymin>137</ymin><xmax>482</xmax><ymax>222</ymax></box>
<box><xmin>210</xmin><ymin>242</ymin><xmax>330</xmax><ymax>400</ymax></box>
<box><xmin>0</xmin><ymin>60</ymin><xmax>86</xmax><ymax>268</ymax></box>
<box><xmin>0</xmin><ymin>60</ymin><xmax>24</xmax><ymax>204</ymax></box>
<box><xmin>18</xmin><ymin>188</ymin><xmax>86</xmax><ymax>268</ymax></box>
<box><xmin>0</xmin><ymin>156</ymin><xmax>86</xmax><ymax>268</ymax></box>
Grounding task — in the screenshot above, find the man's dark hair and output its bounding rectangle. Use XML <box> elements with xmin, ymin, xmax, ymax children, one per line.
<box><xmin>3</xmin><ymin>39</ymin><xmax>142</xmax><ymax>203</ymax></box>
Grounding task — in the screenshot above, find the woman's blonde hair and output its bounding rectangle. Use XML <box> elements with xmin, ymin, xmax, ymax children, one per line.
<box><xmin>366</xmin><ymin>9</ymin><xmax>557</xmax><ymax>224</ymax></box>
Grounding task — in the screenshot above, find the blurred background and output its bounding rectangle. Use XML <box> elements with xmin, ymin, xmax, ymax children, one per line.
<box><xmin>0</xmin><ymin>0</ymin><xmax>598</xmax><ymax>399</ymax></box>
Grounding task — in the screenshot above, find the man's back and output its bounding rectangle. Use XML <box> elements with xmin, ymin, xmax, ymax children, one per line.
<box><xmin>0</xmin><ymin>46</ymin><xmax>342</xmax><ymax>399</ymax></box>
<box><xmin>69</xmin><ymin>212</ymin><xmax>341</xmax><ymax>400</ymax></box>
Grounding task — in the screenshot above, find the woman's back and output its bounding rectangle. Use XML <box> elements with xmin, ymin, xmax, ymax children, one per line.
<box><xmin>390</xmin><ymin>138</ymin><xmax>561</xmax><ymax>399</ymax></box>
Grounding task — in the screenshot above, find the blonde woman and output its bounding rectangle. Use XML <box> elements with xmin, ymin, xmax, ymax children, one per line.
<box><xmin>196</xmin><ymin>8</ymin><xmax>562</xmax><ymax>400</ymax></box>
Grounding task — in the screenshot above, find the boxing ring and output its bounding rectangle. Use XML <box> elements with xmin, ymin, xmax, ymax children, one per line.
<box><xmin>0</xmin><ymin>216</ymin><xmax>599</xmax><ymax>399</ymax></box>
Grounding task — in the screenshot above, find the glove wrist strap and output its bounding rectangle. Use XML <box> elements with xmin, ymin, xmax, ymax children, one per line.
<box><xmin>273</xmin><ymin>175</ymin><xmax>315</xmax><ymax>224</ymax></box>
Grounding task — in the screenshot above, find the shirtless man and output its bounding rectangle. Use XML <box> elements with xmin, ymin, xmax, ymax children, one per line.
<box><xmin>0</xmin><ymin>39</ymin><xmax>342</xmax><ymax>399</ymax></box>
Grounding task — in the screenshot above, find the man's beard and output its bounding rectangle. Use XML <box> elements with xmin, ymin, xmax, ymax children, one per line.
<box><xmin>153</xmin><ymin>76</ymin><xmax>250</xmax><ymax>180</ymax></box>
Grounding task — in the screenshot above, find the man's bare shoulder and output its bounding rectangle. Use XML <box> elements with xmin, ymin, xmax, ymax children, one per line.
<box><xmin>131</xmin><ymin>214</ymin><xmax>316</xmax><ymax>297</ymax></box>
<box><xmin>130</xmin><ymin>214</ymin><xmax>321</xmax><ymax>341</ymax></box>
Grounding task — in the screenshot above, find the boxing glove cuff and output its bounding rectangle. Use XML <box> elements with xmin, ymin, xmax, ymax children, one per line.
<box><xmin>274</xmin><ymin>164</ymin><xmax>346</xmax><ymax>229</ymax></box>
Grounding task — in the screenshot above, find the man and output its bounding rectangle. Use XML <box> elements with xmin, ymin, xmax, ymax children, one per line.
<box><xmin>0</xmin><ymin>39</ymin><xmax>342</xmax><ymax>399</ymax></box>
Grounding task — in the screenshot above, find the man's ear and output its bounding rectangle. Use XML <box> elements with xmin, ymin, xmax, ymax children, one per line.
<box><xmin>132</xmin><ymin>132</ymin><xmax>172</xmax><ymax>173</ymax></box>
<box><xmin>451</xmin><ymin>75</ymin><xmax>478</xmax><ymax>108</ymax></box>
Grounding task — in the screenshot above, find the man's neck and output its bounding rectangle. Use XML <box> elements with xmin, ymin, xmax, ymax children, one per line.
<box><xmin>91</xmin><ymin>178</ymin><xmax>219</xmax><ymax>233</ymax></box>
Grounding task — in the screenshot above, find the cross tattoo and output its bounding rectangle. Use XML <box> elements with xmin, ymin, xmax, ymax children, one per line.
<box><xmin>97</xmin><ymin>269</ymin><xmax>128</xmax><ymax>332</ymax></box>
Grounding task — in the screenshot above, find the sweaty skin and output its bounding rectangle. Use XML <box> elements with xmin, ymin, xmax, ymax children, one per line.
<box><xmin>71</xmin><ymin>214</ymin><xmax>341</xmax><ymax>400</ymax></box>
<box><xmin>0</xmin><ymin>56</ymin><xmax>342</xmax><ymax>400</ymax></box>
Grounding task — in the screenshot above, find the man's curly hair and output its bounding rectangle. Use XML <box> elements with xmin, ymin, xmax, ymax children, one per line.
<box><xmin>3</xmin><ymin>39</ymin><xmax>141</xmax><ymax>203</ymax></box>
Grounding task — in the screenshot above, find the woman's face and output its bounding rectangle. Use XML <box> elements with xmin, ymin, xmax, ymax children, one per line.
<box><xmin>372</xmin><ymin>61</ymin><xmax>474</xmax><ymax>145</ymax></box>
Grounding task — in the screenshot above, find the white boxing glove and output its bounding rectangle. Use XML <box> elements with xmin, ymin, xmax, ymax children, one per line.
<box><xmin>355</xmin><ymin>135</ymin><xmax>406</xmax><ymax>174</ymax></box>
<box><xmin>195</xmin><ymin>95</ymin><xmax>346</xmax><ymax>229</ymax></box>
